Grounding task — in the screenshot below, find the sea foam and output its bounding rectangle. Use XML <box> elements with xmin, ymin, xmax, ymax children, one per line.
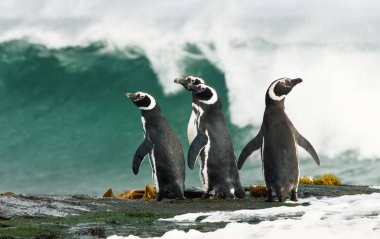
<box><xmin>108</xmin><ymin>193</ymin><xmax>380</xmax><ymax>239</ymax></box>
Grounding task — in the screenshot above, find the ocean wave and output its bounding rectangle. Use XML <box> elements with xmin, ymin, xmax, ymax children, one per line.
<box><xmin>0</xmin><ymin>39</ymin><xmax>243</xmax><ymax>194</ymax></box>
<box><xmin>2</xmin><ymin>0</ymin><xmax>380</xmax><ymax>159</ymax></box>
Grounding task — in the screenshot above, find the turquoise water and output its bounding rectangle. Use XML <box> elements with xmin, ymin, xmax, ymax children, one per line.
<box><xmin>0</xmin><ymin>40</ymin><xmax>246</xmax><ymax>194</ymax></box>
<box><xmin>0</xmin><ymin>40</ymin><xmax>379</xmax><ymax>195</ymax></box>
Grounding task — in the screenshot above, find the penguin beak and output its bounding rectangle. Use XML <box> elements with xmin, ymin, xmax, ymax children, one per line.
<box><xmin>126</xmin><ymin>92</ymin><xmax>138</xmax><ymax>101</ymax></box>
<box><xmin>290</xmin><ymin>78</ymin><xmax>302</xmax><ymax>87</ymax></box>
<box><xmin>174</xmin><ymin>77</ymin><xmax>187</xmax><ymax>86</ymax></box>
<box><xmin>174</xmin><ymin>77</ymin><xmax>192</xmax><ymax>90</ymax></box>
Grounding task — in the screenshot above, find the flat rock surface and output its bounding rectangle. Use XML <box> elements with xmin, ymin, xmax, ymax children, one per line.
<box><xmin>1</xmin><ymin>185</ymin><xmax>379</xmax><ymax>238</ymax></box>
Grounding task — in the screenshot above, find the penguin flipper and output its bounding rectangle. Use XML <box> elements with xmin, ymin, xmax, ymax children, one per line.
<box><xmin>188</xmin><ymin>130</ymin><xmax>208</xmax><ymax>169</ymax></box>
<box><xmin>294</xmin><ymin>130</ymin><xmax>320</xmax><ymax>166</ymax></box>
<box><xmin>132</xmin><ymin>138</ymin><xmax>154</xmax><ymax>175</ymax></box>
<box><xmin>238</xmin><ymin>130</ymin><xmax>263</xmax><ymax>169</ymax></box>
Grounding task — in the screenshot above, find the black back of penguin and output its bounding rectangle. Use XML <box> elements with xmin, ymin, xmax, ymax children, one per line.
<box><xmin>238</xmin><ymin>78</ymin><xmax>320</xmax><ymax>202</ymax></box>
<box><xmin>263</xmin><ymin>78</ymin><xmax>305</xmax><ymax>201</ymax></box>
<box><xmin>262</xmin><ymin>101</ymin><xmax>298</xmax><ymax>201</ymax></box>
<box><xmin>126</xmin><ymin>92</ymin><xmax>185</xmax><ymax>201</ymax></box>
<box><xmin>187</xmin><ymin>84</ymin><xmax>245</xmax><ymax>199</ymax></box>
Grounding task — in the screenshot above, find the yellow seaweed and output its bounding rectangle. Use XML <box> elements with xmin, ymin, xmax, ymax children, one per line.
<box><xmin>299</xmin><ymin>176</ymin><xmax>314</xmax><ymax>185</ymax></box>
<box><xmin>249</xmin><ymin>185</ymin><xmax>268</xmax><ymax>198</ymax></box>
<box><xmin>142</xmin><ymin>184</ymin><xmax>156</xmax><ymax>200</ymax></box>
<box><xmin>313</xmin><ymin>173</ymin><xmax>342</xmax><ymax>186</ymax></box>
<box><xmin>1</xmin><ymin>192</ymin><xmax>15</xmax><ymax>196</ymax></box>
<box><xmin>102</xmin><ymin>184</ymin><xmax>156</xmax><ymax>200</ymax></box>
<box><xmin>299</xmin><ymin>173</ymin><xmax>342</xmax><ymax>186</ymax></box>
<box><xmin>103</xmin><ymin>188</ymin><xmax>113</xmax><ymax>198</ymax></box>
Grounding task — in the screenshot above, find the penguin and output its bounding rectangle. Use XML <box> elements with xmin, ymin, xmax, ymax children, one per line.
<box><xmin>174</xmin><ymin>76</ymin><xmax>205</xmax><ymax>144</ymax></box>
<box><xmin>174</xmin><ymin>76</ymin><xmax>209</xmax><ymax>193</ymax></box>
<box><xmin>186</xmin><ymin>83</ymin><xmax>245</xmax><ymax>199</ymax></box>
<box><xmin>237</xmin><ymin>78</ymin><xmax>320</xmax><ymax>202</ymax></box>
<box><xmin>126</xmin><ymin>91</ymin><xmax>185</xmax><ymax>201</ymax></box>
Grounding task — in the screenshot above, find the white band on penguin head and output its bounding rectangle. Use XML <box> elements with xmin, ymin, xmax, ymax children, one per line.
<box><xmin>199</xmin><ymin>86</ymin><xmax>218</xmax><ymax>105</ymax></box>
<box><xmin>137</xmin><ymin>92</ymin><xmax>157</xmax><ymax>110</ymax></box>
<box><xmin>187</xmin><ymin>76</ymin><xmax>205</xmax><ymax>84</ymax></box>
<box><xmin>268</xmin><ymin>79</ymin><xmax>286</xmax><ymax>101</ymax></box>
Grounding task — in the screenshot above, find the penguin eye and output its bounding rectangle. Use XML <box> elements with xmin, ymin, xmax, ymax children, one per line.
<box><xmin>191</xmin><ymin>78</ymin><xmax>195</xmax><ymax>83</ymax></box>
<box><xmin>279</xmin><ymin>79</ymin><xmax>287</xmax><ymax>85</ymax></box>
<box><xmin>282</xmin><ymin>80</ymin><xmax>291</xmax><ymax>87</ymax></box>
<box><xmin>201</xmin><ymin>86</ymin><xmax>206</xmax><ymax>91</ymax></box>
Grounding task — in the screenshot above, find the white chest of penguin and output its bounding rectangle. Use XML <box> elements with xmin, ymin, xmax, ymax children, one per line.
<box><xmin>188</xmin><ymin>104</ymin><xmax>209</xmax><ymax>189</ymax></box>
<box><xmin>187</xmin><ymin>103</ymin><xmax>205</xmax><ymax>144</ymax></box>
<box><xmin>141</xmin><ymin>116</ymin><xmax>160</xmax><ymax>192</ymax></box>
<box><xmin>187</xmin><ymin>109</ymin><xmax>197</xmax><ymax>144</ymax></box>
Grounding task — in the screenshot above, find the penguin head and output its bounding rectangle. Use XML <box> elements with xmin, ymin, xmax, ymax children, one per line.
<box><xmin>174</xmin><ymin>76</ymin><xmax>205</xmax><ymax>91</ymax></box>
<box><xmin>126</xmin><ymin>91</ymin><xmax>157</xmax><ymax>110</ymax></box>
<box><xmin>188</xmin><ymin>83</ymin><xmax>218</xmax><ymax>105</ymax></box>
<box><xmin>266</xmin><ymin>77</ymin><xmax>302</xmax><ymax>104</ymax></box>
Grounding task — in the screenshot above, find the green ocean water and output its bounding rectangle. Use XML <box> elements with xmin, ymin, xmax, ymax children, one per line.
<box><xmin>0</xmin><ymin>40</ymin><xmax>379</xmax><ymax>195</ymax></box>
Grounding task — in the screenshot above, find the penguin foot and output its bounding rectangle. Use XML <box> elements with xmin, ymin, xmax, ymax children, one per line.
<box><xmin>277</xmin><ymin>196</ymin><xmax>286</xmax><ymax>203</ymax></box>
<box><xmin>290</xmin><ymin>191</ymin><xmax>298</xmax><ymax>201</ymax></box>
<box><xmin>234</xmin><ymin>188</ymin><xmax>246</xmax><ymax>199</ymax></box>
<box><xmin>266</xmin><ymin>189</ymin><xmax>274</xmax><ymax>202</ymax></box>
<box><xmin>175</xmin><ymin>196</ymin><xmax>186</xmax><ymax>200</ymax></box>
<box><xmin>155</xmin><ymin>192</ymin><xmax>164</xmax><ymax>202</ymax></box>
<box><xmin>215</xmin><ymin>191</ymin><xmax>235</xmax><ymax>199</ymax></box>
<box><xmin>219</xmin><ymin>192</ymin><xmax>231</xmax><ymax>199</ymax></box>
<box><xmin>171</xmin><ymin>189</ymin><xmax>185</xmax><ymax>200</ymax></box>
<box><xmin>201</xmin><ymin>192</ymin><xmax>212</xmax><ymax>199</ymax></box>
<box><xmin>214</xmin><ymin>192</ymin><xmax>223</xmax><ymax>199</ymax></box>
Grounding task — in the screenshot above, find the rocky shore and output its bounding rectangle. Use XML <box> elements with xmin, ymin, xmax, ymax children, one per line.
<box><xmin>1</xmin><ymin>185</ymin><xmax>379</xmax><ymax>238</ymax></box>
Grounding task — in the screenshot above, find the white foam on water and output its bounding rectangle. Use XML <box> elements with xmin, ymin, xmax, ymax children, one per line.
<box><xmin>370</xmin><ymin>186</ymin><xmax>380</xmax><ymax>190</ymax></box>
<box><xmin>1</xmin><ymin>0</ymin><xmax>380</xmax><ymax>159</ymax></box>
<box><xmin>108</xmin><ymin>193</ymin><xmax>380</xmax><ymax>239</ymax></box>
<box><xmin>160</xmin><ymin>212</ymin><xmax>214</xmax><ymax>223</ymax></box>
